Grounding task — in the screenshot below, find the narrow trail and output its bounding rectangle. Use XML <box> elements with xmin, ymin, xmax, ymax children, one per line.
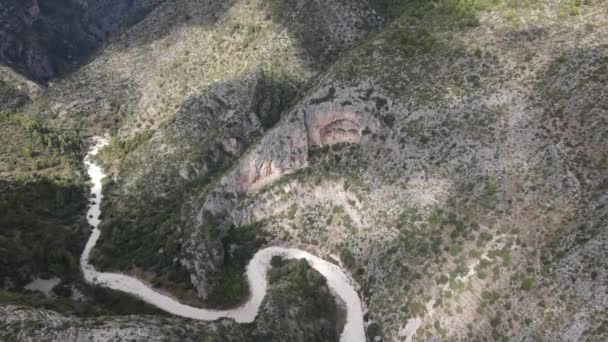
<box><xmin>80</xmin><ymin>137</ymin><xmax>366</xmax><ymax>342</ymax></box>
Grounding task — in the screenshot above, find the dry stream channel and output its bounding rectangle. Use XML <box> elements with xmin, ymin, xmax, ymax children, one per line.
<box><xmin>80</xmin><ymin>137</ymin><xmax>366</xmax><ymax>342</ymax></box>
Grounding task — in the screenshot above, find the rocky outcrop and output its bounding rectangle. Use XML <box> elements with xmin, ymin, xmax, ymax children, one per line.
<box><xmin>185</xmin><ymin>82</ymin><xmax>383</xmax><ymax>297</ymax></box>
<box><xmin>227</xmin><ymin>82</ymin><xmax>381</xmax><ymax>192</ymax></box>
<box><xmin>306</xmin><ymin>105</ymin><xmax>364</xmax><ymax>147</ymax></box>
<box><xmin>72</xmin><ymin>0</ymin><xmax>385</xmax><ymax>307</ymax></box>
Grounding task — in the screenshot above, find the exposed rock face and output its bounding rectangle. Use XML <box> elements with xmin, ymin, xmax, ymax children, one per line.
<box><xmin>0</xmin><ymin>0</ymin><xmax>160</xmax><ymax>81</ymax></box>
<box><xmin>233</xmin><ymin>117</ymin><xmax>309</xmax><ymax>193</ymax></box>
<box><xmin>185</xmin><ymin>82</ymin><xmax>382</xmax><ymax>297</ymax></box>
<box><xmin>544</xmin><ymin>199</ymin><xmax>608</xmax><ymax>341</ymax></box>
<box><xmin>228</xmin><ymin>82</ymin><xmax>381</xmax><ymax>192</ymax></box>
<box><xmin>306</xmin><ymin>106</ymin><xmax>364</xmax><ymax>147</ymax></box>
<box><xmin>0</xmin><ymin>305</ymin><xmax>242</xmax><ymax>342</ymax></box>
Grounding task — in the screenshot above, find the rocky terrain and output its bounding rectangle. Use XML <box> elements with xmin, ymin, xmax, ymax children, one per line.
<box><xmin>1</xmin><ymin>0</ymin><xmax>607</xmax><ymax>341</ymax></box>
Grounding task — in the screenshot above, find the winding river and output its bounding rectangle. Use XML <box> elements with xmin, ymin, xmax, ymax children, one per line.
<box><xmin>80</xmin><ymin>137</ymin><xmax>366</xmax><ymax>342</ymax></box>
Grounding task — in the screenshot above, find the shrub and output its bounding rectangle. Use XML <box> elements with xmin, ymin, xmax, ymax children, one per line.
<box><xmin>340</xmin><ymin>247</ymin><xmax>357</xmax><ymax>270</ymax></box>
<box><xmin>521</xmin><ymin>275</ymin><xmax>535</xmax><ymax>291</ymax></box>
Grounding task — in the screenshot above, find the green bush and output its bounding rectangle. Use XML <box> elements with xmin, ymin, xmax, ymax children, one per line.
<box><xmin>204</xmin><ymin>221</ymin><xmax>268</xmax><ymax>307</ymax></box>
<box><xmin>521</xmin><ymin>275</ymin><xmax>535</xmax><ymax>291</ymax></box>
<box><xmin>340</xmin><ymin>247</ymin><xmax>357</xmax><ymax>270</ymax></box>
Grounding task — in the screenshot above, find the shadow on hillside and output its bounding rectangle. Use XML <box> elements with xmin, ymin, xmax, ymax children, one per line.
<box><xmin>0</xmin><ymin>177</ymin><xmax>175</xmax><ymax>316</ymax></box>
<box><xmin>3</xmin><ymin>0</ymin><xmax>498</xmax><ymax>83</ymax></box>
<box><xmin>112</xmin><ymin>0</ymin><xmax>382</xmax><ymax>71</ymax></box>
<box><xmin>0</xmin><ymin>0</ymin><xmax>164</xmax><ymax>82</ymax></box>
<box><xmin>255</xmin><ymin>0</ymin><xmax>382</xmax><ymax>68</ymax></box>
<box><xmin>0</xmin><ymin>179</ymin><xmax>87</xmax><ymax>287</ymax></box>
<box><xmin>110</xmin><ymin>0</ymin><xmax>231</xmax><ymax>51</ymax></box>
<box><xmin>0</xmin><ymin>79</ymin><xmax>30</xmax><ymax>112</ymax></box>
<box><xmin>168</xmin><ymin>69</ymin><xmax>303</xmax><ymax>141</ymax></box>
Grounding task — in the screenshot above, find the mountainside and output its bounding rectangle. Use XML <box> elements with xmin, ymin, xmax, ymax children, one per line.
<box><xmin>1</xmin><ymin>0</ymin><xmax>607</xmax><ymax>341</ymax></box>
<box><xmin>0</xmin><ymin>0</ymin><xmax>161</xmax><ymax>81</ymax></box>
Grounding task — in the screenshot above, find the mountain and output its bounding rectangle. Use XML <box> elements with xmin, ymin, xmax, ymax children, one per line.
<box><xmin>1</xmin><ymin>0</ymin><xmax>607</xmax><ymax>341</ymax></box>
<box><xmin>0</xmin><ymin>0</ymin><xmax>161</xmax><ymax>81</ymax></box>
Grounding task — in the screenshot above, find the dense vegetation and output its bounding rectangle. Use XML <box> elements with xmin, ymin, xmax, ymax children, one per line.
<box><xmin>0</xmin><ymin>79</ymin><xmax>29</xmax><ymax>112</ymax></box>
<box><xmin>265</xmin><ymin>257</ymin><xmax>341</xmax><ymax>341</ymax></box>
<box><xmin>91</xmin><ymin>132</ymin><xmax>238</xmax><ymax>307</ymax></box>
<box><xmin>0</xmin><ymin>112</ymin><xmax>84</xmax><ymax>180</ymax></box>
<box><xmin>0</xmin><ymin>112</ymin><xmax>86</xmax><ymax>287</ymax></box>
<box><xmin>91</xmin><ymin>180</ymin><xmax>194</xmax><ymax>292</ymax></box>
<box><xmin>205</xmin><ymin>222</ymin><xmax>269</xmax><ymax>307</ymax></box>
<box><xmin>0</xmin><ymin>179</ymin><xmax>87</xmax><ymax>286</ymax></box>
<box><xmin>0</xmin><ymin>112</ymin><xmax>166</xmax><ymax>317</ymax></box>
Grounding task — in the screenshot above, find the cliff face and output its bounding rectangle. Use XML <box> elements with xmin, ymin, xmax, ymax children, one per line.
<box><xmin>228</xmin><ymin>83</ymin><xmax>382</xmax><ymax>192</ymax></box>
<box><xmin>0</xmin><ymin>0</ymin><xmax>160</xmax><ymax>81</ymax></box>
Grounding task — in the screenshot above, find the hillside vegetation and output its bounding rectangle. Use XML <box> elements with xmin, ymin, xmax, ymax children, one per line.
<box><xmin>0</xmin><ymin>0</ymin><xmax>606</xmax><ymax>341</ymax></box>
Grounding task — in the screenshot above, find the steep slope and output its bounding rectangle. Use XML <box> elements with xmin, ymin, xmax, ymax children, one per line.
<box><xmin>200</xmin><ymin>1</ymin><xmax>606</xmax><ymax>340</ymax></box>
<box><xmin>32</xmin><ymin>0</ymin><xmax>381</xmax><ymax>307</ymax></box>
<box><xmin>1</xmin><ymin>0</ymin><xmax>607</xmax><ymax>341</ymax></box>
<box><xmin>3</xmin><ymin>0</ymin><xmax>379</xmax><ymax>338</ymax></box>
<box><xmin>0</xmin><ymin>0</ymin><xmax>161</xmax><ymax>81</ymax></box>
<box><xmin>0</xmin><ymin>66</ymin><xmax>40</xmax><ymax>111</ymax></box>
<box><xmin>106</xmin><ymin>0</ymin><xmax>605</xmax><ymax>339</ymax></box>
